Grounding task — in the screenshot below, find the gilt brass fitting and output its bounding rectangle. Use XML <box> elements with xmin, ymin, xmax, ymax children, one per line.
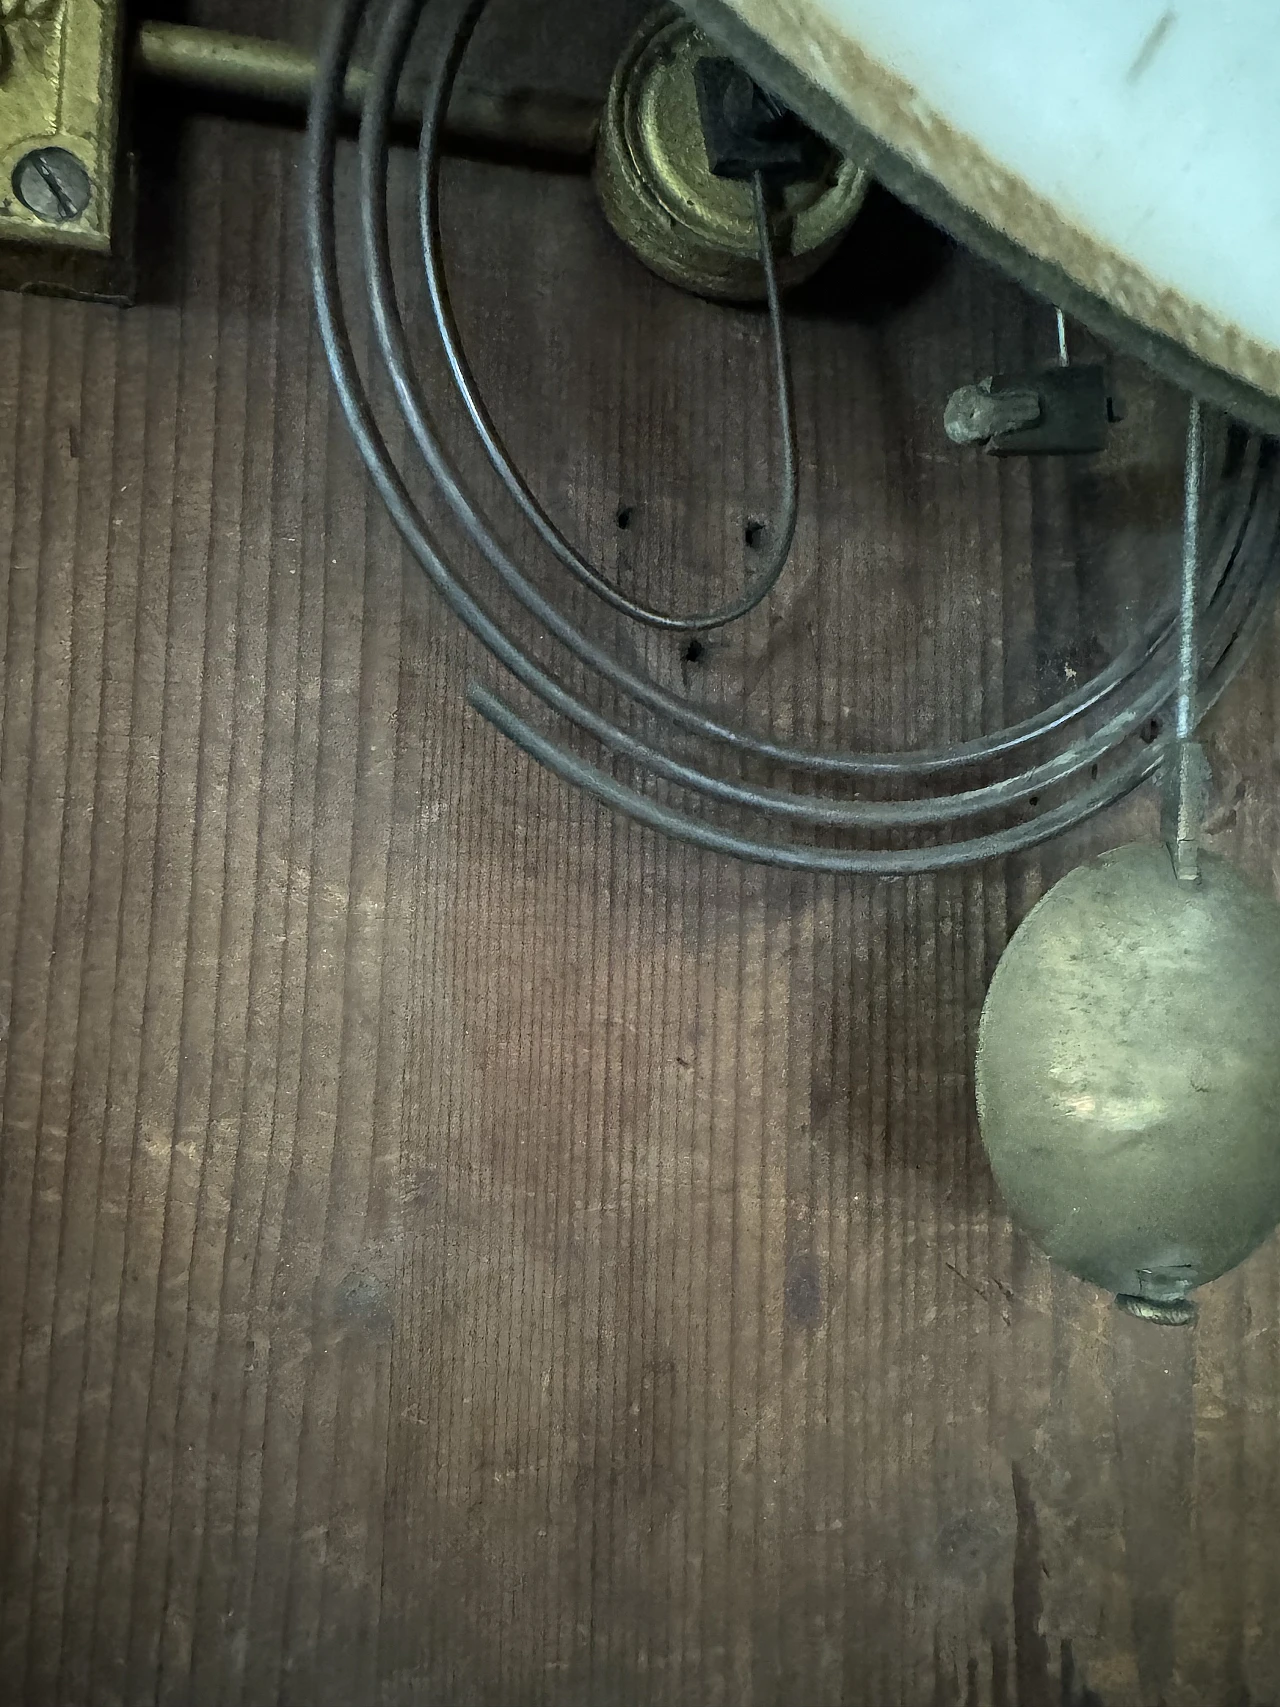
<box><xmin>594</xmin><ymin>6</ymin><xmax>868</xmax><ymax>301</ymax></box>
<box><xmin>0</xmin><ymin>0</ymin><xmax>126</xmax><ymax>297</ymax></box>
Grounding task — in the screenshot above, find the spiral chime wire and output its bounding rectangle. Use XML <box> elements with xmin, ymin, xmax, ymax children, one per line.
<box><xmin>305</xmin><ymin>0</ymin><xmax>1280</xmax><ymax>874</ymax></box>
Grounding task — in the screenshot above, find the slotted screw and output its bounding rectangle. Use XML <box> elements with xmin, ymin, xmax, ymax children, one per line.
<box><xmin>12</xmin><ymin>146</ymin><xmax>92</xmax><ymax>223</ymax></box>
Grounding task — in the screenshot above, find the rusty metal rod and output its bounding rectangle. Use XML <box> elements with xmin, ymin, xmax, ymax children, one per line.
<box><xmin>133</xmin><ymin>21</ymin><xmax>599</xmax><ymax>166</ymax></box>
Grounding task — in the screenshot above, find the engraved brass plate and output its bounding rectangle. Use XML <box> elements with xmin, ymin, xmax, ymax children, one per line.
<box><xmin>0</xmin><ymin>0</ymin><xmax>123</xmax><ymax>285</ymax></box>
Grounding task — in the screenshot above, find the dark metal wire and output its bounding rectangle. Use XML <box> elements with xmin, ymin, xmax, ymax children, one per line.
<box><xmin>306</xmin><ymin>0</ymin><xmax>1280</xmax><ymax>873</ymax></box>
<box><xmin>467</xmin><ymin>511</ymin><xmax>1279</xmax><ymax>872</ymax></box>
<box><xmin>427</xmin><ymin>132</ymin><xmax>799</xmax><ymax>625</ymax></box>
<box><xmin>414</xmin><ymin>0</ymin><xmax>799</xmax><ymax>636</ymax></box>
<box><xmin>412</xmin><ymin>0</ymin><xmax>1271</xmax><ymax>783</ymax></box>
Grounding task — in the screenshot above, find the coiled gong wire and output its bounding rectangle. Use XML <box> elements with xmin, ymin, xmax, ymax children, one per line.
<box><xmin>304</xmin><ymin>0</ymin><xmax>1280</xmax><ymax>875</ymax></box>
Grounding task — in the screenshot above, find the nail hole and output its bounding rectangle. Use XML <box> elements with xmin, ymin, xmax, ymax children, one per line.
<box><xmin>682</xmin><ymin>638</ymin><xmax>705</xmax><ymax>665</ymax></box>
<box><xmin>616</xmin><ymin>506</ymin><xmax>633</xmax><ymax>530</ymax></box>
<box><xmin>744</xmin><ymin>519</ymin><xmax>765</xmax><ymax>549</ymax></box>
<box><xmin>1140</xmin><ymin>716</ymin><xmax>1161</xmax><ymax>744</ymax></box>
<box><xmin>1028</xmin><ymin>794</ymin><xmax>1039</xmax><ymax>809</ymax></box>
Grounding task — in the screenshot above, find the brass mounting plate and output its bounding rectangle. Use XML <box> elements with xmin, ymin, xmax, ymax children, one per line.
<box><xmin>0</xmin><ymin>0</ymin><xmax>125</xmax><ymax>294</ymax></box>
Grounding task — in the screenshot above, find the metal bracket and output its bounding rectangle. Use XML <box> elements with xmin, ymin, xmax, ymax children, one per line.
<box><xmin>0</xmin><ymin>0</ymin><xmax>128</xmax><ymax>300</ymax></box>
<box><xmin>945</xmin><ymin>364</ymin><xmax>1117</xmax><ymax>455</ymax></box>
<box><xmin>693</xmin><ymin>55</ymin><xmax>827</xmax><ymax>184</ymax></box>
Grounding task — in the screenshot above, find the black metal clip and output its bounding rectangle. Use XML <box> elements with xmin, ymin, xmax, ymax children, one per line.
<box><xmin>945</xmin><ymin>364</ymin><xmax>1120</xmax><ymax>456</ymax></box>
<box><xmin>693</xmin><ymin>57</ymin><xmax>829</xmax><ymax>185</ymax></box>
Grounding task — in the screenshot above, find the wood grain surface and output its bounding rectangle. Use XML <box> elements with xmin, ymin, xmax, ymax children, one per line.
<box><xmin>3</xmin><ymin>3</ymin><xmax>1280</xmax><ymax>1703</ymax></box>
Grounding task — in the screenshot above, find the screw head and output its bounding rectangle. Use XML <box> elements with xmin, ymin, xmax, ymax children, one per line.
<box><xmin>12</xmin><ymin>147</ymin><xmax>92</xmax><ymax>223</ymax></box>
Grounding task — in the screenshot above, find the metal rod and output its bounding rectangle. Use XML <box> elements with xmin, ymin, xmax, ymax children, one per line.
<box><xmin>1178</xmin><ymin>396</ymin><xmax>1204</xmax><ymax>738</ymax></box>
<box><xmin>134</xmin><ymin>21</ymin><xmax>599</xmax><ymax>165</ymax></box>
<box><xmin>1162</xmin><ymin>394</ymin><xmax>1210</xmax><ymax>884</ymax></box>
<box><xmin>1055</xmin><ymin>306</ymin><xmax>1070</xmax><ymax>366</ymax></box>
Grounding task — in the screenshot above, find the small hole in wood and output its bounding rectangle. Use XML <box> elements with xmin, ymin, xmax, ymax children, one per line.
<box><xmin>682</xmin><ymin>638</ymin><xmax>705</xmax><ymax>665</ymax></box>
<box><xmin>1140</xmin><ymin>716</ymin><xmax>1161</xmax><ymax>744</ymax></box>
<box><xmin>616</xmin><ymin>506</ymin><xmax>633</xmax><ymax>530</ymax></box>
<box><xmin>1028</xmin><ymin>794</ymin><xmax>1040</xmax><ymax>809</ymax></box>
<box><xmin>744</xmin><ymin>519</ymin><xmax>765</xmax><ymax>549</ymax></box>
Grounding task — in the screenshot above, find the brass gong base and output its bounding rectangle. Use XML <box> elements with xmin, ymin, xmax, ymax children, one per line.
<box><xmin>594</xmin><ymin>6</ymin><xmax>868</xmax><ymax>302</ymax></box>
